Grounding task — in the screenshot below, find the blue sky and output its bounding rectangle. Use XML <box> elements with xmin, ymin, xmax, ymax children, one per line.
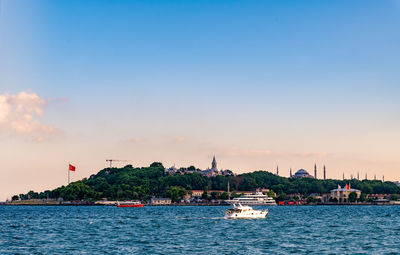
<box><xmin>0</xmin><ymin>0</ymin><xmax>399</xmax><ymax>200</ymax></box>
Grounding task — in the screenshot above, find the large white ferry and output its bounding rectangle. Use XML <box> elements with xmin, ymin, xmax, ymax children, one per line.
<box><xmin>225</xmin><ymin>203</ymin><xmax>268</xmax><ymax>219</ymax></box>
<box><xmin>226</xmin><ymin>191</ymin><xmax>277</xmax><ymax>205</ymax></box>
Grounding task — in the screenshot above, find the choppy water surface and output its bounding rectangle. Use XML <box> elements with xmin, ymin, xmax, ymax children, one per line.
<box><xmin>1</xmin><ymin>205</ymin><xmax>400</xmax><ymax>254</ymax></box>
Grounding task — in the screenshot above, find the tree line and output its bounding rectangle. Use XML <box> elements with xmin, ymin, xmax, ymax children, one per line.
<box><xmin>13</xmin><ymin>163</ymin><xmax>400</xmax><ymax>201</ymax></box>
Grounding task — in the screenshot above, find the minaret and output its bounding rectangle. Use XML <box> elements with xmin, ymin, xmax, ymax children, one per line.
<box><xmin>374</xmin><ymin>174</ymin><xmax>376</xmax><ymax>180</ymax></box>
<box><xmin>212</xmin><ymin>156</ymin><xmax>217</xmax><ymax>170</ymax></box>
<box><xmin>314</xmin><ymin>164</ymin><xmax>317</xmax><ymax>179</ymax></box>
<box><xmin>276</xmin><ymin>165</ymin><xmax>279</xmax><ymax>176</ymax></box>
<box><xmin>323</xmin><ymin>165</ymin><xmax>326</xmax><ymax>180</ymax></box>
<box><xmin>365</xmin><ymin>173</ymin><xmax>368</xmax><ymax>180</ymax></box>
<box><xmin>290</xmin><ymin>168</ymin><xmax>292</xmax><ymax>178</ymax></box>
<box><xmin>343</xmin><ymin>173</ymin><xmax>344</xmax><ymax>180</ymax></box>
<box><xmin>357</xmin><ymin>172</ymin><xmax>359</xmax><ymax>180</ymax></box>
<box><xmin>383</xmin><ymin>175</ymin><xmax>385</xmax><ymax>182</ymax></box>
<box><xmin>351</xmin><ymin>174</ymin><xmax>353</xmax><ymax>179</ymax></box>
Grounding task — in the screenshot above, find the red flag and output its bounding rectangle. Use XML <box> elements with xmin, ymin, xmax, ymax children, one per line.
<box><xmin>69</xmin><ymin>164</ymin><xmax>76</xmax><ymax>171</ymax></box>
<box><xmin>346</xmin><ymin>184</ymin><xmax>350</xmax><ymax>190</ymax></box>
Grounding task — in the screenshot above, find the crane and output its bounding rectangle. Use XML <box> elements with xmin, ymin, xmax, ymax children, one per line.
<box><xmin>106</xmin><ymin>159</ymin><xmax>132</xmax><ymax>168</ymax></box>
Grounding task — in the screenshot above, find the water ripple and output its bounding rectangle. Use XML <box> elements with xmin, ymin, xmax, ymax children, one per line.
<box><xmin>1</xmin><ymin>206</ymin><xmax>400</xmax><ymax>254</ymax></box>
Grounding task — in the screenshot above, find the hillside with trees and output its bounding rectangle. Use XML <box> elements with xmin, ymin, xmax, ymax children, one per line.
<box><xmin>14</xmin><ymin>163</ymin><xmax>400</xmax><ymax>202</ymax></box>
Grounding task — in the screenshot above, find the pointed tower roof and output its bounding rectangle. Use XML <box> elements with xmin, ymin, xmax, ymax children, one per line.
<box><xmin>211</xmin><ymin>156</ymin><xmax>217</xmax><ymax>170</ymax></box>
<box><xmin>314</xmin><ymin>164</ymin><xmax>317</xmax><ymax>179</ymax></box>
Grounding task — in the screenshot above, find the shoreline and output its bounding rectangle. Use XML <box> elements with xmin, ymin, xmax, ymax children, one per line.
<box><xmin>1</xmin><ymin>203</ymin><xmax>398</xmax><ymax>206</ymax></box>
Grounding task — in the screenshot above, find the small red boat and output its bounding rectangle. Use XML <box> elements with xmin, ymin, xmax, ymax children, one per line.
<box><xmin>116</xmin><ymin>201</ymin><xmax>144</xmax><ymax>208</ymax></box>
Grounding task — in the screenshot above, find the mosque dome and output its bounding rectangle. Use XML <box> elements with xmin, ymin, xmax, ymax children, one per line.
<box><xmin>293</xmin><ymin>169</ymin><xmax>314</xmax><ymax>178</ymax></box>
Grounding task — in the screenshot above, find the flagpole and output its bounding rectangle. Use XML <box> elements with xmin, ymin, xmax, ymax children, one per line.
<box><xmin>68</xmin><ymin>165</ymin><xmax>70</xmax><ymax>185</ymax></box>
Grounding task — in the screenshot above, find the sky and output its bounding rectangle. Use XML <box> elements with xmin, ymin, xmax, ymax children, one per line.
<box><xmin>0</xmin><ymin>0</ymin><xmax>399</xmax><ymax>200</ymax></box>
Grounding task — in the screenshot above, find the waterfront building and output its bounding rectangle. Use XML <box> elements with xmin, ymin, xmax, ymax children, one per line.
<box><xmin>191</xmin><ymin>190</ymin><xmax>204</xmax><ymax>197</ymax></box>
<box><xmin>150</xmin><ymin>197</ymin><xmax>172</xmax><ymax>205</ymax></box>
<box><xmin>190</xmin><ymin>190</ymin><xmax>226</xmax><ymax>198</ymax></box>
<box><xmin>367</xmin><ymin>194</ymin><xmax>390</xmax><ymax>200</ymax></box>
<box><xmin>292</xmin><ymin>169</ymin><xmax>314</xmax><ymax>178</ymax></box>
<box><xmin>330</xmin><ymin>184</ymin><xmax>361</xmax><ymax>203</ymax></box>
<box><xmin>321</xmin><ymin>193</ymin><xmax>330</xmax><ymax>203</ymax></box>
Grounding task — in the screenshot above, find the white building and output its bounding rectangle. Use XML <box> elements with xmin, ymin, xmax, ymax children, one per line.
<box><xmin>150</xmin><ymin>197</ymin><xmax>172</xmax><ymax>205</ymax></box>
<box><xmin>330</xmin><ymin>184</ymin><xmax>361</xmax><ymax>202</ymax></box>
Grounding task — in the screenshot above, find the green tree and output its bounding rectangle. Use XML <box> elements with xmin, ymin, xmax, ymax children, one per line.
<box><xmin>220</xmin><ymin>192</ymin><xmax>229</xmax><ymax>200</ymax></box>
<box><xmin>276</xmin><ymin>193</ymin><xmax>286</xmax><ymax>202</ymax></box>
<box><xmin>12</xmin><ymin>195</ymin><xmax>19</xmax><ymax>201</ymax></box>
<box><xmin>349</xmin><ymin>192</ymin><xmax>358</xmax><ymax>202</ymax></box>
<box><xmin>201</xmin><ymin>187</ymin><xmax>209</xmax><ymax>200</ymax></box>
<box><xmin>150</xmin><ymin>162</ymin><xmax>164</xmax><ymax>169</ymax></box>
<box><xmin>359</xmin><ymin>193</ymin><xmax>367</xmax><ymax>202</ymax></box>
<box><xmin>267</xmin><ymin>190</ymin><xmax>276</xmax><ymax>198</ymax></box>
<box><xmin>166</xmin><ymin>186</ymin><xmax>187</xmax><ymax>202</ymax></box>
<box><xmin>16</xmin><ymin>164</ymin><xmax>400</xmax><ymax>203</ymax></box>
<box><xmin>230</xmin><ymin>192</ymin><xmax>241</xmax><ymax>198</ymax></box>
<box><xmin>27</xmin><ymin>190</ymin><xmax>39</xmax><ymax>199</ymax></box>
<box><xmin>390</xmin><ymin>194</ymin><xmax>399</xmax><ymax>201</ymax></box>
<box><xmin>210</xmin><ymin>191</ymin><xmax>218</xmax><ymax>200</ymax></box>
<box><xmin>306</xmin><ymin>196</ymin><xmax>316</xmax><ymax>204</ymax></box>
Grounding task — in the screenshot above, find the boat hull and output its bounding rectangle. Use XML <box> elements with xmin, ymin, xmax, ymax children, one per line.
<box><xmin>225</xmin><ymin>201</ymin><xmax>276</xmax><ymax>206</ymax></box>
<box><xmin>225</xmin><ymin>211</ymin><xmax>268</xmax><ymax>219</ymax></box>
<box><xmin>117</xmin><ymin>204</ymin><xmax>144</xmax><ymax>208</ymax></box>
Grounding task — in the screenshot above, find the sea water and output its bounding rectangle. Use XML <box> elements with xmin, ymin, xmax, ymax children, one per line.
<box><xmin>1</xmin><ymin>205</ymin><xmax>400</xmax><ymax>254</ymax></box>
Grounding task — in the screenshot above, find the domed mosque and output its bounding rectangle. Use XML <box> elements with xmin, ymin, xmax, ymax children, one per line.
<box><xmin>292</xmin><ymin>169</ymin><xmax>314</xmax><ymax>178</ymax></box>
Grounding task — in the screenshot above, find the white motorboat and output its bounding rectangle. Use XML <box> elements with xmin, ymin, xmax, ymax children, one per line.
<box><xmin>225</xmin><ymin>191</ymin><xmax>277</xmax><ymax>205</ymax></box>
<box><xmin>224</xmin><ymin>203</ymin><xmax>268</xmax><ymax>219</ymax></box>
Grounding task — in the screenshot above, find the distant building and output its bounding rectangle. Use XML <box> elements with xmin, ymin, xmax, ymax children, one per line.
<box><xmin>202</xmin><ymin>156</ymin><xmax>220</xmax><ymax>177</ymax></box>
<box><xmin>292</xmin><ymin>169</ymin><xmax>314</xmax><ymax>178</ymax></box>
<box><xmin>191</xmin><ymin>190</ymin><xmax>204</xmax><ymax>197</ymax></box>
<box><xmin>150</xmin><ymin>197</ymin><xmax>172</xmax><ymax>205</ymax></box>
<box><xmin>190</xmin><ymin>190</ymin><xmax>226</xmax><ymax>198</ymax></box>
<box><xmin>367</xmin><ymin>194</ymin><xmax>390</xmax><ymax>200</ymax></box>
<box><xmin>212</xmin><ymin>156</ymin><xmax>217</xmax><ymax>169</ymax></box>
<box><xmin>165</xmin><ymin>156</ymin><xmax>233</xmax><ymax>177</ymax></box>
<box><xmin>330</xmin><ymin>184</ymin><xmax>361</xmax><ymax>202</ymax></box>
<box><xmin>165</xmin><ymin>164</ymin><xmax>178</xmax><ymax>175</ymax></box>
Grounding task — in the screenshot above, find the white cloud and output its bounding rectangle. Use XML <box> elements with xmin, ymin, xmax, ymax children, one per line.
<box><xmin>0</xmin><ymin>91</ymin><xmax>57</xmax><ymax>136</ymax></box>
